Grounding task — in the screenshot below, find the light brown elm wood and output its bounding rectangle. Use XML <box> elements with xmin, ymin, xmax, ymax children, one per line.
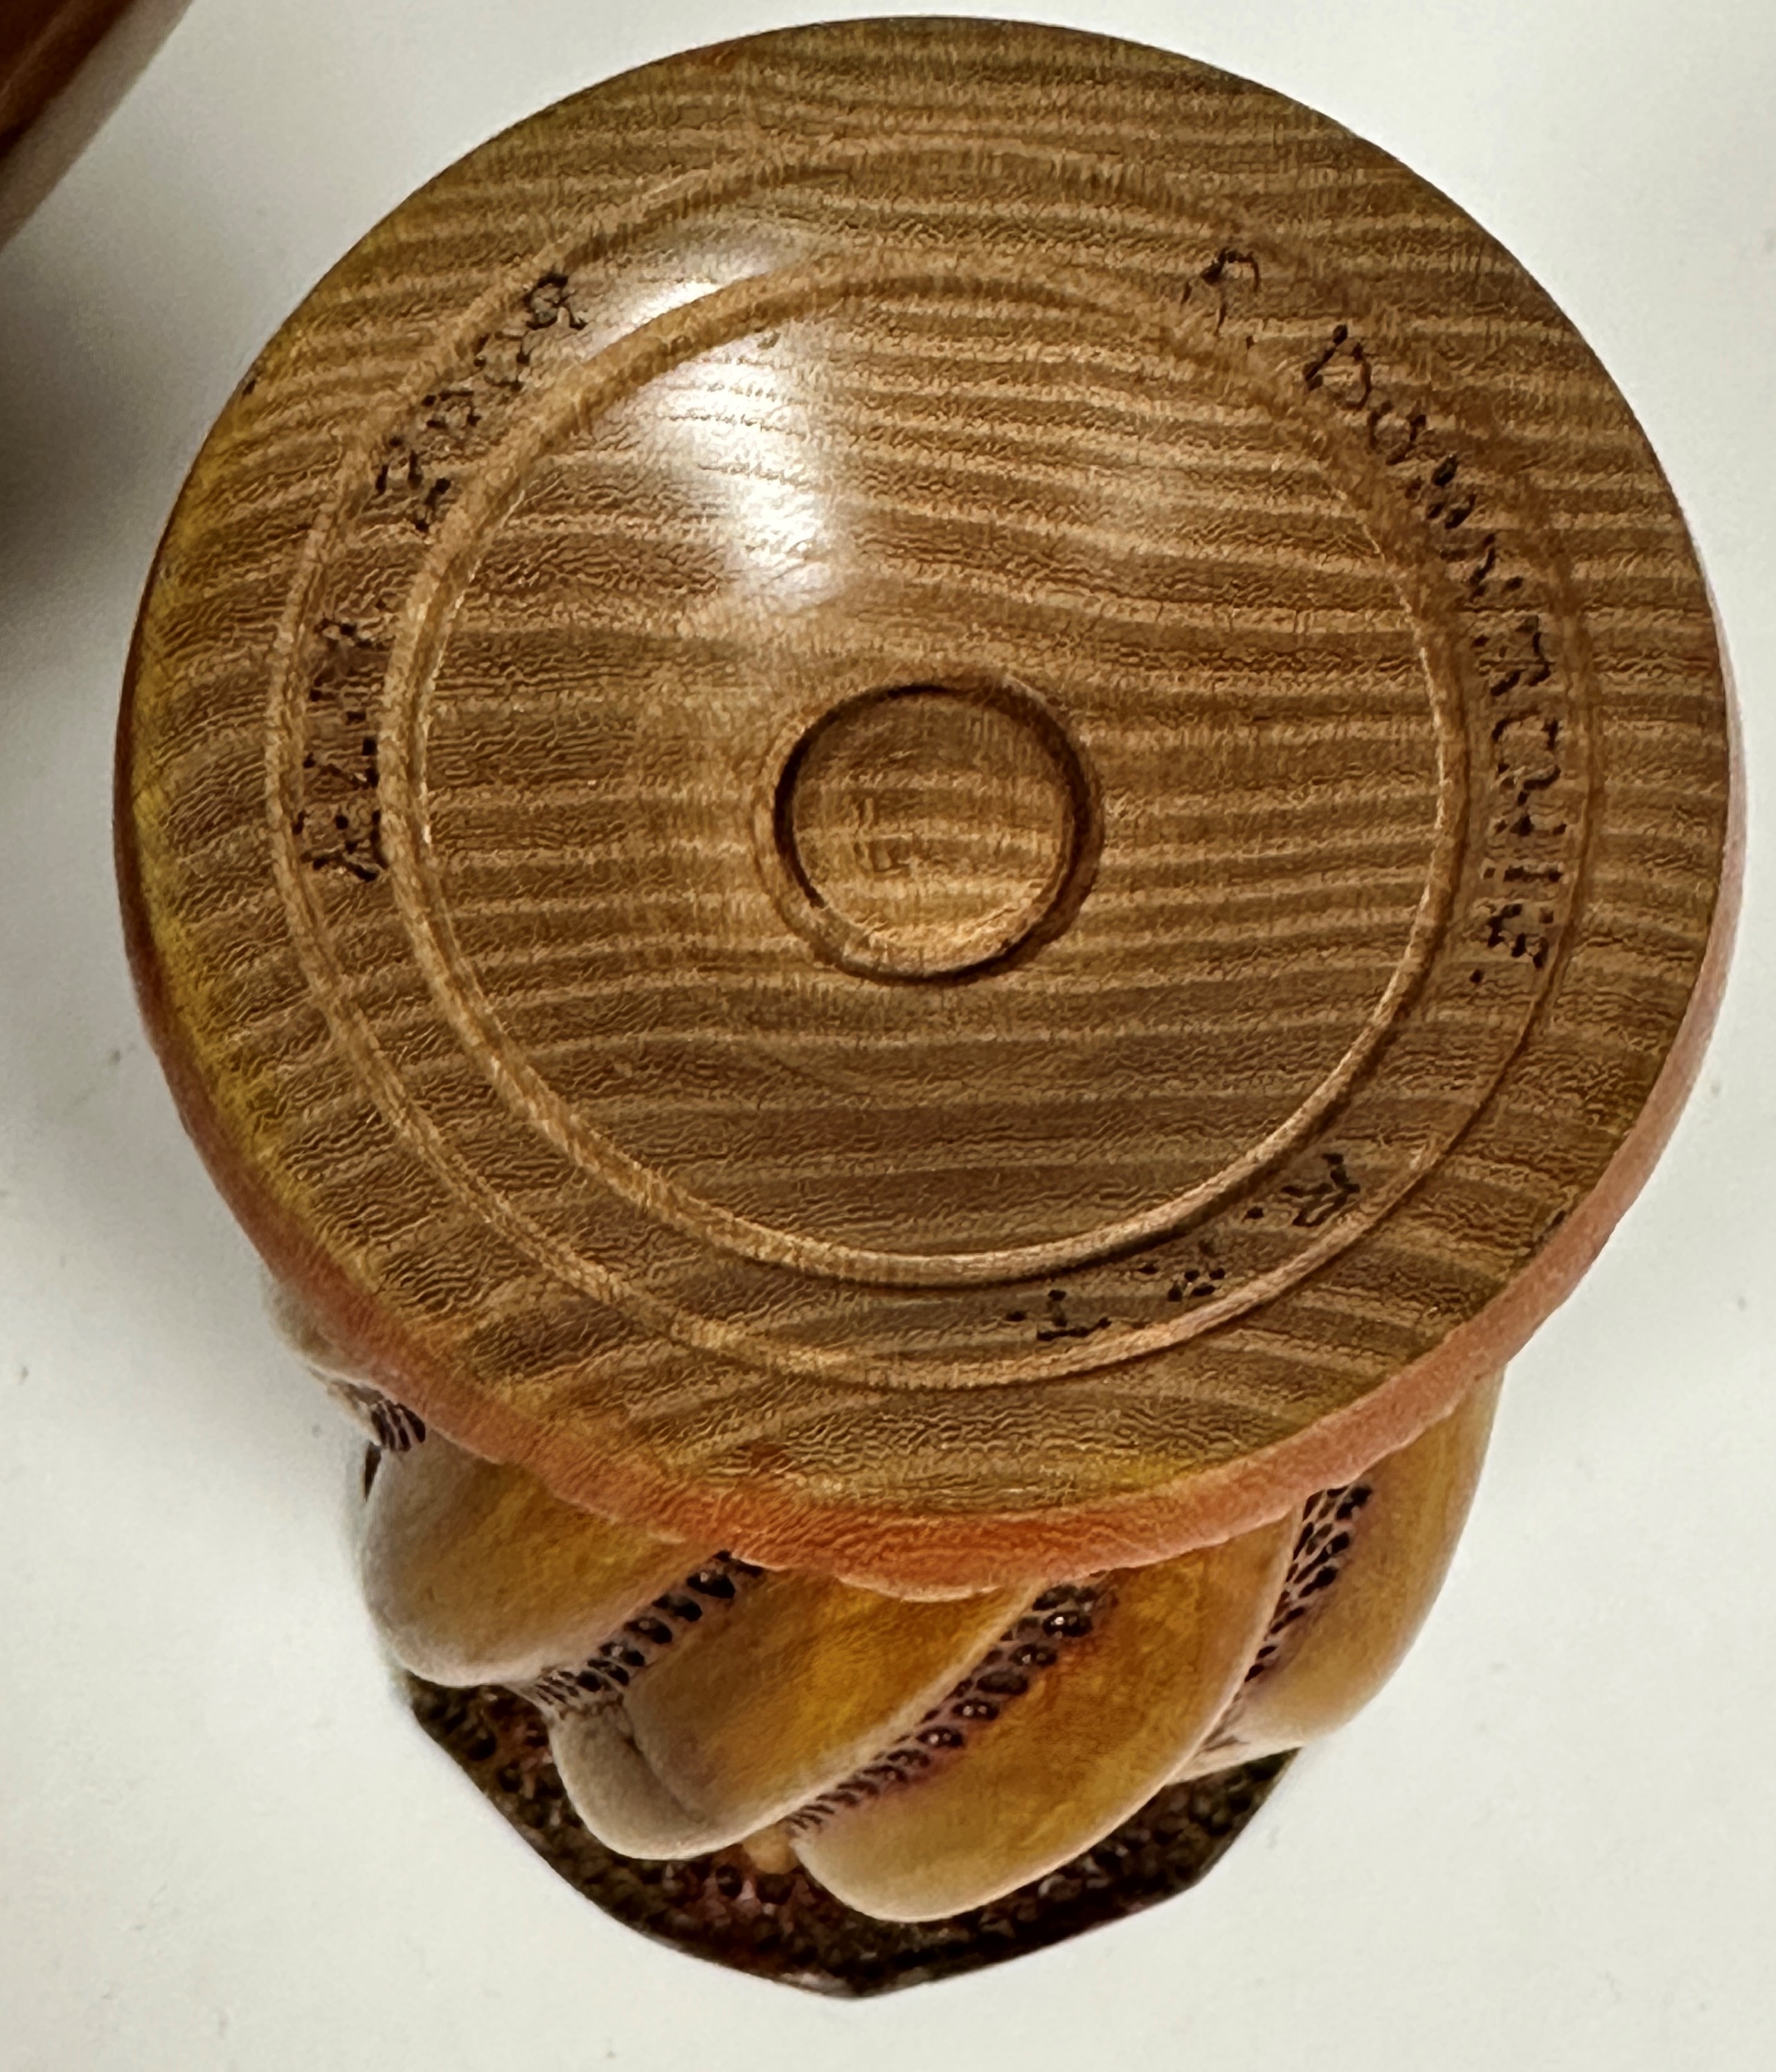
<box><xmin>116</xmin><ymin>17</ymin><xmax>1737</xmax><ymax>1596</ymax></box>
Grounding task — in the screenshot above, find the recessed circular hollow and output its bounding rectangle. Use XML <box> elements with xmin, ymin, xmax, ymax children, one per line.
<box><xmin>770</xmin><ymin>678</ymin><xmax>1100</xmax><ymax>982</ymax></box>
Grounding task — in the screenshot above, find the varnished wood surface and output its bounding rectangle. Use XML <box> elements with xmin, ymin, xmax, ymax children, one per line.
<box><xmin>0</xmin><ymin>0</ymin><xmax>190</xmax><ymax>245</ymax></box>
<box><xmin>117</xmin><ymin>19</ymin><xmax>1734</xmax><ymax>1589</ymax></box>
<box><xmin>0</xmin><ymin>0</ymin><xmax>134</xmax><ymax>150</ymax></box>
<box><xmin>408</xmin><ymin>1677</ymin><xmax>1290</xmax><ymax>1995</ymax></box>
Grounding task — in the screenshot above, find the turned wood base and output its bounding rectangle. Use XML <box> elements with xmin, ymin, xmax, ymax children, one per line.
<box><xmin>406</xmin><ymin>1677</ymin><xmax>1291</xmax><ymax>1995</ymax></box>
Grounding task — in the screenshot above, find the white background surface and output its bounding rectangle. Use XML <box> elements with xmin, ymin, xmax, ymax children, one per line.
<box><xmin>1</xmin><ymin>2</ymin><xmax>1772</xmax><ymax>2066</ymax></box>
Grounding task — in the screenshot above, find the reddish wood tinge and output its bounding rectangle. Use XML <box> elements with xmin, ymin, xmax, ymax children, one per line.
<box><xmin>118</xmin><ymin>19</ymin><xmax>1733</xmax><ymax>1594</ymax></box>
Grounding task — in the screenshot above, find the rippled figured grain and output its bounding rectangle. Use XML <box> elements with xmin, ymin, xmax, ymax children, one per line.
<box><xmin>118</xmin><ymin>19</ymin><xmax>1735</xmax><ymax>1589</ymax></box>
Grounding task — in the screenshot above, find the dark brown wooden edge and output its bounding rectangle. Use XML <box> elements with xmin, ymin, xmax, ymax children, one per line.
<box><xmin>0</xmin><ymin>0</ymin><xmax>192</xmax><ymax>248</ymax></box>
<box><xmin>404</xmin><ymin>1675</ymin><xmax>1293</xmax><ymax>1995</ymax></box>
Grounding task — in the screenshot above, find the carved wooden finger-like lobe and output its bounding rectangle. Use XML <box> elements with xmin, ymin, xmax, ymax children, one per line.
<box><xmin>359</xmin><ymin>1430</ymin><xmax>694</xmax><ymax>1688</ymax></box>
<box><xmin>789</xmin><ymin>1515</ymin><xmax>1292</xmax><ymax>1921</ymax></box>
<box><xmin>544</xmin><ymin>1570</ymin><xmax>1031</xmax><ymax>1859</ymax></box>
<box><xmin>1178</xmin><ymin>1369</ymin><xmax>1504</xmax><ymax>1781</ymax></box>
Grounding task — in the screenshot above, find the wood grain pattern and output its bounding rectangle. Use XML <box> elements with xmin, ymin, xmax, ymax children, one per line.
<box><xmin>116</xmin><ymin>19</ymin><xmax>1734</xmax><ymax>1590</ymax></box>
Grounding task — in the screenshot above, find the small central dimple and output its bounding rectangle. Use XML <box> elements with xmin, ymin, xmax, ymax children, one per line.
<box><xmin>773</xmin><ymin>680</ymin><xmax>1097</xmax><ymax>982</ymax></box>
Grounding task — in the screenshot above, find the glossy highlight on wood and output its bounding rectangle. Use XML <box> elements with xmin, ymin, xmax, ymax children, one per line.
<box><xmin>117</xmin><ymin>17</ymin><xmax>1734</xmax><ymax>1592</ymax></box>
<box><xmin>351</xmin><ymin>1359</ymin><xmax>1497</xmax><ymax>1926</ymax></box>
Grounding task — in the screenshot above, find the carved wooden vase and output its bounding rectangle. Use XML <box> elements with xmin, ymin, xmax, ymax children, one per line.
<box><xmin>115</xmin><ymin>19</ymin><xmax>1736</xmax><ymax>1994</ymax></box>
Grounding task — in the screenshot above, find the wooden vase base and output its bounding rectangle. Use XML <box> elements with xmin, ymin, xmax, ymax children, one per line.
<box><xmin>406</xmin><ymin>1676</ymin><xmax>1291</xmax><ymax>1995</ymax></box>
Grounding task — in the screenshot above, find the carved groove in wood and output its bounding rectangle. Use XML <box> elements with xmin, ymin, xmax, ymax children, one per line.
<box><xmin>119</xmin><ymin>18</ymin><xmax>1733</xmax><ymax>1585</ymax></box>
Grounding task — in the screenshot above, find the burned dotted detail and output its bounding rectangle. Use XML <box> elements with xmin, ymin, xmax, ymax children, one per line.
<box><xmin>1243</xmin><ymin>1482</ymin><xmax>1374</xmax><ymax>1686</ymax></box>
<box><xmin>787</xmin><ymin>1583</ymin><xmax>1102</xmax><ymax>1830</ymax></box>
<box><xmin>991</xmin><ymin>1157</ymin><xmax>1365</xmax><ymax>1343</ymax></box>
<box><xmin>409</xmin><ymin>1676</ymin><xmax>1289</xmax><ymax>1994</ymax></box>
<box><xmin>330</xmin><ymin>1376</ymin><xmax>427</xmax><ymax>1454</ymax></box>
<box><xmin>523</xmin><ymin>1553</ymin><xmax>766</xmax><ymax>1710</ymax></box>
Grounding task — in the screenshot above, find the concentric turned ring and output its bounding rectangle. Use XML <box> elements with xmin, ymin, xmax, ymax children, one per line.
<box><xmin>766</xmin><ymin>678</ymin><xmax>1101</xmax><ymax>985</ymax></box>
<box><xmin>118</xmin><ymin>17</ymin><xmax>1733</xmax><ymax>1587</ymax></box>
